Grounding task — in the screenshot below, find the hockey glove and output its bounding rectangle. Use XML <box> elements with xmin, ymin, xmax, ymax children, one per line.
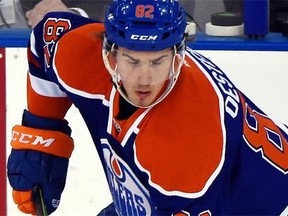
<box><xmin>7</xmin><ymin>122</ymin><xmax>74</xmax><ymax>215</ymax></box>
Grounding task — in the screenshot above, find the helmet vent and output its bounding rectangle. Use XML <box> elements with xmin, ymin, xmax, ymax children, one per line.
<box><xmin>164</xmin><ymin>22</ymin><xmax>170</xmax><ymax>27</ymax></box>
<box><xmin>162</xmin><ymin>32</ymin><xmax>170</xmax><ymax>40</ymax></box>
<box><xmin>132</xmin><ymin>21</ymin><xmax>157</xmax><ymax>27</ymax></box>
<box><xmin>119</xmin><ymin>30</ymin><xmax>125</xmax><ymax>38</ymax></box>
<box><xmin>118</xmin><ymin>20</ymin><xmax>125</xmax><ymax>25</ymax></box>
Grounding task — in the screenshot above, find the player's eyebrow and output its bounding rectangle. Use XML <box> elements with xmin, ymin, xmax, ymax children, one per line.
<box><xmin>122</xmin><ymin>53</ymin><xmax>169</xmax><ymax>62</ymax></box>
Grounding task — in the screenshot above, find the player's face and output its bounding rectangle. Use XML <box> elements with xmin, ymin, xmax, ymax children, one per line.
<box><xmin>116</xmin><ymin>47</ymin><xmax>174</xmax><ymax>107</ymax></box>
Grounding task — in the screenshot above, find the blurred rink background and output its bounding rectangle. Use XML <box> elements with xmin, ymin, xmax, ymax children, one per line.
<box><xmin>5</xmin><ymin>48</ymin><xmax>288</xmax><ymax>215</ymax></box>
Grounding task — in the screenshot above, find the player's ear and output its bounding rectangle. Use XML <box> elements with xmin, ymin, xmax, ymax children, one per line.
<box><xmin>172</xmin><ymin>51</ymin><xmax>185</xmax><ymax>74</ymax></box>
<box><xmin>106</xmin><ymin>51</ymin><xmax>117</xmax><ymax>70</ymax></box>
<box><xmin>172</xmin><ymin>40</ymin><xmax>186</xmax><ymax>73</ymax></box>
<box><xmin>103</xmin><ymin>37</ymin><xmax>118</xmax><ymax>71</ymax></box>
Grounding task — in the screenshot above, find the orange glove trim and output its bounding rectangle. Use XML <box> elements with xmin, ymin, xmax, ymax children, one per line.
<box><xmin>12</xmin><ymin>190</ymin><xmax>36</xmax><ymax>215</ymax></box>
<box><xmin>11</xmin><ymin>125</ymin><xmax>74</xmax><ymax>158</ymax></box>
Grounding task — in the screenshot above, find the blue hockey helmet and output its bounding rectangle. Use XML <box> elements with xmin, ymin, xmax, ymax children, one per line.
<box><xmin>104</xmin><ymin>0</ymin><xmax>186</xmax><ymax>51</ymax></box>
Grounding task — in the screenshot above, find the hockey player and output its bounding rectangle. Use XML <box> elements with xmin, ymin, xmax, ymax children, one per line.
<box><xmin>7</xmin><ymin>0</ymin><xmax>288</xmax><ymax>215</ymax></box>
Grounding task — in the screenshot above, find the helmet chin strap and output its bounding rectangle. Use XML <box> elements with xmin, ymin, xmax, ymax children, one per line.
<box><xmin>102</xmin><ymin>44</ymin><xmax>185</xmax><ymax>108</ymax></box>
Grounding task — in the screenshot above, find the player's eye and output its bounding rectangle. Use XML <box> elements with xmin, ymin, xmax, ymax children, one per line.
<box><xmin>150</xmin><ymin>60</ymin><xmax>162</xmax><ymax>66</ymax></box>
<box><xmin>128</xmin><ymin>60</ymin><xmax>139</xmax><ymax>65</ymax></box>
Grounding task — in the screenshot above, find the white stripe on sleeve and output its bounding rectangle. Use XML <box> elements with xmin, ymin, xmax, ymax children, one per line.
<box><xmin>29</xmin><ymin>72</ymin><xmax>67</xmax><ymax>97</ymax></box>
<box><xmin>29</xmin><ymin>31</ymin><xmax>39</xmax><ymax>58</ymax></box>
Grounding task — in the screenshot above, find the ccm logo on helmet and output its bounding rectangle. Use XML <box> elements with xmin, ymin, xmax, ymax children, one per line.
<box><xmin>130</xmin><ymin>34</ymin><xmax>158</xmax><ymax>41</ymax></box>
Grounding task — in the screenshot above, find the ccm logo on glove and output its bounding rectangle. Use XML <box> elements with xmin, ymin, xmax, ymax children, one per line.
<box><xmin>11</xmin><ymin>125</ymin><xmax>74</xmax><ymax>158</ymax></box>
<box><xmin>12</xmin><ymin>130</ymin><xmax>55</xmax><ymax>147</ymax></box>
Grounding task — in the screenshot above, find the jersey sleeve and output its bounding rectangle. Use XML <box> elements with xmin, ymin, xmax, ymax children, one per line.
<box><xmin>26</xmin><ymin>12</ymin><xmax>96</xmax><ymax>119</ymax></box>
<box><xmin>225</xmin><ymin>91</ymin><xmax>288</xmax><ymax>214</ymax></box>
<box><xmin>239</xmin><ymin>91</ymin><xmax>288</xmax><ymax>175</ymax></box>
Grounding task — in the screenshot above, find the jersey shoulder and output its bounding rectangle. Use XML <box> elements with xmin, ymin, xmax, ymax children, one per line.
<box><xmin>135</xmin><ymin>51</ymin><xmax>227</xmax><ymax>197</ymax></box>
<box><xmin>32</xmin><ymin>11</ymin><xmax>97</xmax><ymax>50</ymax></box>
<box><xmin>29</xmin><ymin>12</ymin><xmax>102</xmax><ymax>77</ymax></box>
<box><xmin>51</xmin><ymin>22</ymin><xmax>111</xmax><ymax>96</ymax></box>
